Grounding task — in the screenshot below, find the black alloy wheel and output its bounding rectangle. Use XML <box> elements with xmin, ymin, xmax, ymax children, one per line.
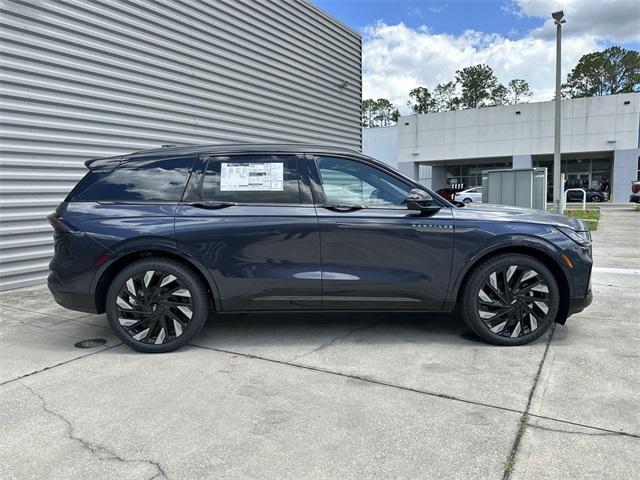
<box><xmin>106</xmin><ymin>258</ymin><xmax>208</xmax><ymax>353</ymax></box>
<box><xmin>115</xmin><ymin>270</ymin><xmax>193</xmax><ymax>344</ymax></box>
<box><xmin>461</xmin><ymin>254</ymin><xmax>559</xmax><ymax>345</ymax></box>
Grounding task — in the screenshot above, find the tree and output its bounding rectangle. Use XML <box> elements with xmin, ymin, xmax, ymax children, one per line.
<box><xmin>490</xmin><ymin>84</ymin><xmax>509</xmax><ymax>106</ymax></box>
<box><xmin>564</xmin><ymin>46</ymin><xmax>640</xmax><ymax>98</ymax></box>
<box><xmin>433</xmin><ymin>81</ymin><xmax>461</xmax><ymax>112</ymax></box>
<box><xmin>455</xmin><ymin>64</ymin><xmax>498</xmax><ymax>108</ymax></box>
<box><xmin>361</xmin><ymin>98</ymin><xmax>400</xmax><ymax>127</ymax></box>
<box><xmin>361</xmin><ymin>99</ymin><xmax>377</xmax><ymax>127</ymax></box>
<box><xmin>374</xmin><ymin>98</ymin><xmax>400</xmax><ymax>126</ymax></box>
<box><xmin>407</xmin><ymin>86</ymin><xmax>437</xmax><ymax>114</ymax></box>
<box><xmin>508</xmin><ymin>79</ymin><xmax>532</xmax><ymax>104</ymax></box>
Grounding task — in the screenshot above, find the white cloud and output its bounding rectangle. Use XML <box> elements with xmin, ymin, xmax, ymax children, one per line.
<box><xmin>363</xmin><ymin>21</ymin><xmax>602</xmax><ymax>112</ymax></box>
<box><xmin>509</xmin><ymin>0</ymin><xmax>640</xmax><ymax>43</ymax></box>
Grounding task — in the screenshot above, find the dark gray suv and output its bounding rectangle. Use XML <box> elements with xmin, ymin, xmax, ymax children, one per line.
<box><xmin>48</xmin><ymin>144</ymin><xmax>593</xmax><ymax>352</ymax></box>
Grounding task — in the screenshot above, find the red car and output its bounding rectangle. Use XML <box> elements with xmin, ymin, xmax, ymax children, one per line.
<box><xmin>436</xmin><ymin>187</ymin><xmax>465</xmax><ymax>201</ymax></box>
<box><xmin>631</xmin><ymin>181</ymin><xmax>640</xmax><ymax>203</ymax></box>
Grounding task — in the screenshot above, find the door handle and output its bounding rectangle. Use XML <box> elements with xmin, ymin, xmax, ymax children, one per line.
<box><xmin>187</xmin><ymin>201</ymin><xmax>236</xmax><ymax>209</ymax></box>
<box><xmin>322</xmin><ymin>204</ymin><xmax>364</xmax><ymax>212</ymax></box>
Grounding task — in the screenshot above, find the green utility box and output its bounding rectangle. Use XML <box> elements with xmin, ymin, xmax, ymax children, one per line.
<box><xmin>481</xmin><ymin>168</ymin><xmax>548</xmax><ymax>210</ymax></box>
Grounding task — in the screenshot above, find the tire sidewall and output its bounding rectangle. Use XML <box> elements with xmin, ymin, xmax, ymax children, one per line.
<box><xmin>462</xmin><ymin>254</ymin><xmax>560</xmax><ymax>346</ymax></box>
<box><xmin>106</xmin><ymin>258</ymin><xmax>208</xmax><ymax>353</ymax></box>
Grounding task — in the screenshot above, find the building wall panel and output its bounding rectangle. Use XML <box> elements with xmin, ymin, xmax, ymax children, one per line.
<box><xmin>0</xmin><ymin>0</ymin><xmax>361</xmax><ymax>290</ymax></box>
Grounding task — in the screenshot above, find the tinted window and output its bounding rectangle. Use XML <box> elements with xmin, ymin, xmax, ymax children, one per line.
<box><xmin>199</xmin><ymin>155</ymin><xmax>302</xmax><ymax>204</ymax></box>
<box><xmin>72</xmin><ymin>157</ymin><xmax>195</xmax><ymax>202</ymax></box>
<box><xmin>316</xmin><ymin>156</ymin><xmax>410</xmax><ymax>207</ymax></box>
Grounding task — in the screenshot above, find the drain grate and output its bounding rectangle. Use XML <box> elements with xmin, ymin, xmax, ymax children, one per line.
<box><xmin>75</xmin><ymin>338</ymin><xmax>107</xmax><ymax>349</ymax></box>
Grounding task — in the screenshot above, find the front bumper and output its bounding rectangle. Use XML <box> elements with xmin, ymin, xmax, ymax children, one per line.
<box><xmin>568</xmin><ymin>288</ymin><xmax>593</xmax><ymax>316</ymax></box>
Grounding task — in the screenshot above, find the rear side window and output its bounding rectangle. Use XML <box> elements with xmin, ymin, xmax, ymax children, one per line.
<box><xmin>71</xmin><ymin>157</ymin><xmax>195</xmax><ymax>202</ymax></box>
<box><xmin>195</xmin><ymin>154</ymin><xmax>302</xmax><ymax>204</ymax></box>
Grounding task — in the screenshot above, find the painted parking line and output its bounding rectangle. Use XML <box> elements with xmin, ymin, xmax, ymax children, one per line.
<box><xmin>592</xmin><ymin>267</ymin><xmax>640</xmax><ymax>276</ymax></box>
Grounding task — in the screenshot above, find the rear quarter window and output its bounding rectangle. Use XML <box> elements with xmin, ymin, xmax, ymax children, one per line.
<box><xmin>186</xmin><ymin>154</ymin><xmax>303</xmax><ymax>204</ymax></box>
<box><xmin>70</xmin><ymin>157</ymin><xmax>196</xmax><ymax>202</ymax></box>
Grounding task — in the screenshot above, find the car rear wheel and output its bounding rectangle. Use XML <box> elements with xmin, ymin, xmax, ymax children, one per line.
<box><xmin>463</xmin><ymin>198</ymin><xmax>472</xmax><ymax>203</ymax></box>
<box><xmin>460</xmin><ymin>254</ymin><xmax>559</xmax><ymax>345</ymax></box>
<box><xmin>106</xmin><ymin>258</ymin><xmax>209</xmax><ymax>353</ymax></box>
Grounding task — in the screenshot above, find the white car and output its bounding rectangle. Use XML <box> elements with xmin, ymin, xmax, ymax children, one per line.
<box><xmin>454</xmin><ymin>187</ymin><xmax>483</xmax><ymax>203</ymax></box>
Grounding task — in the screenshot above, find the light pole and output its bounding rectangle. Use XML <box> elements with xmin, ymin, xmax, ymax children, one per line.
<box><xmin>552</xmin><ymin>10</ymin><xmax>565</xmax><ymax>213</ymax></box>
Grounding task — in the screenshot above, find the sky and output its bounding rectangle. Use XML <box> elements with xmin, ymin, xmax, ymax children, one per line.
<box><xmin>314</xmin><ymin>0</ymin><xmax>640</xmax><ymax>112</ymax></box>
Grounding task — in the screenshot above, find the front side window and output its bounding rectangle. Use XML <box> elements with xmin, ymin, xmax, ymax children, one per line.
<box><xmin>199</xmin><ymin>155</ymin><xmax>302</xmax><ymax>204</ymax></box>
<box><xmin>315</xmin><ymin>156</ymin><xmax>411</xmax><ymax>208</ymax></box>
<box><xmin>72</xmin><ymin>157</ymin><xmax>195</xmax><ymax>202</ymax></box>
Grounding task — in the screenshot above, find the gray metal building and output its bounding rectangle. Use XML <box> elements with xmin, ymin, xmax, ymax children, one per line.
<box><xmin>0</xmin><ymin>0</ymin><xmax>362</xmax><ymax>291</ymax></box>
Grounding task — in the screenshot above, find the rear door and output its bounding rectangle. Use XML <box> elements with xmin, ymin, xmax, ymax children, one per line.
<box><xmin>174</xmin><ymin>153</ymin><xmax>321</xmax><ymax>311</ymax></box>
<box><xmin>309</xmin><ymin>155</ymin><xmax>454</xmax><ymax>310</ymax></box>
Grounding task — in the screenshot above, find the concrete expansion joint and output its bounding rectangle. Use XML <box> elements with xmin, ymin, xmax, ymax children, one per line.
<box><xmin>527</xmin><ymin>422</ymin><xmax>637</xmax><ymax>438</ymax></box>
<box><xmin>0</xmin><ymin>343</ymin><xmax>123</xmax><ymax>387</ymax></box>
<box><xmin>18</xmin><ymin>382</ymin><xmax>169</xmax><ymax>480</ymax></box>
<box><xmin>503</xmin><ymin>326</ymin><xmax>556</xmax><ymax>480</ymax></box>
<box><xmin>288</xmin><ymin>321</ymin><xmax>382</xmax><ymax>363</ymax></box>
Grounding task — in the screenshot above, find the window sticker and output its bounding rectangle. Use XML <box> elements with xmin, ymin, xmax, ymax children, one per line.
<box><xmin>220</xmin><ymin>162</ymin><xmax>284</xmax><ymax>191</ymax></box>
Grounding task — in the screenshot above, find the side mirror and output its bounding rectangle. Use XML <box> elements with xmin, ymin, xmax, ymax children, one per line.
<box><xmin>452</xmin><ymin>200</ymin><xmax>466</xmax><ymax>208</ymax></box>
<box><xmin>406</xmin><ymin>188</ymin><xmax>441</xmax><ymax>214</ymax></box>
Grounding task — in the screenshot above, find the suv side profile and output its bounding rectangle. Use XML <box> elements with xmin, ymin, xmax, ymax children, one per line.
<box><xmin>48</xmin><ymin>144</ymin><xmax>593</xmax><ymax>353</ymax></box>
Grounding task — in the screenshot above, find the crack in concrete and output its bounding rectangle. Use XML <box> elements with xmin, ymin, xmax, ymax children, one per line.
<box><xmin>289</xmin><ymin>321</ymin><xmax>381</xmax><ymax>363</ymax></box>
<box><xmin>20</xmin><ymin>382</ymin><xmax>169</xmax><ymax>479</ymax></box>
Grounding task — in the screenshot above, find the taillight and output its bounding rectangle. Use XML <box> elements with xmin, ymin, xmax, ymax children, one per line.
<box><xmin>47</xmin><ymin>213</ymin><xmax>73</xmax><ymax>233</ymax></box>
<box><xmin>632</xmin><ymin>183</ymin><xmax>640</xmax><ymax>194</ymax></box>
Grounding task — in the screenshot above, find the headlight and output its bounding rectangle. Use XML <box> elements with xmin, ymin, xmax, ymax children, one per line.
<box><xmin>556</xmin><ymin>226</ymin><xmax>591</xmax><ymax>246</ymax></box>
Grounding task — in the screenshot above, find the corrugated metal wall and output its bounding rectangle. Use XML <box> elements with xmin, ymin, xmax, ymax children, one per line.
<box><xmin>0</xmin><ymin>0</ymin><xmax>362</xmax><ymax>291</ymax></box>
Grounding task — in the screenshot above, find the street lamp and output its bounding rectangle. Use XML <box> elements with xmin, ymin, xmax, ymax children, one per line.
<box><xmin>552</xmin><ymin>10</ymin><xmax>565</xmax><ymax>213</ymax></box>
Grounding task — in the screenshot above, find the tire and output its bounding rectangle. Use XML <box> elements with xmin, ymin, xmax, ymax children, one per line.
<box><xmin>106</xmin><ymin>257</ymin><xmax>209</xmax><ymax>353</ymax></box>
<box><xmin>460</xmin><ymin>254</ymin><xmax>559</xmax><ymax>346</ymax></box>
<box><xmin>463</xmin><ymin>198</ymin><xmax>472</xmax><ymax>204</ymax></box>
<box><xmin>590</xmin><ymin>196</ymin><xmax>601</xmax><ymax>203</ymax></box>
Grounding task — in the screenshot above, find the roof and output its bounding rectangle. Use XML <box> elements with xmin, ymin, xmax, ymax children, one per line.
<box><xmin>85</xmin><ymin>143</ymin><xmax>362</xmax><ymax>168</ymax></box>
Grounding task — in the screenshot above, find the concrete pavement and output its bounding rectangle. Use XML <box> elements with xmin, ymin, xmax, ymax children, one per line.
<box><xmin>1</xmin><ymin>206</ymin><xmax>638</xmax><ymax>479</ymax></box>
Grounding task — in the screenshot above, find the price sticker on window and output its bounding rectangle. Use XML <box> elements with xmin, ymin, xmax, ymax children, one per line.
<box><xmin>220</xmin><ymin>163</ymin><xmax>284</xmax><ymax>191</ymax></box>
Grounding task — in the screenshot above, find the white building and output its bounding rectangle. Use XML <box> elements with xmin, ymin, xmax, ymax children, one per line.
<box><xmin>364</xmin><ymin>93</ymin><xmax>640</xmax><ymax>203</ymax></box>
<box><xmin>0</xmin><ymin>0</ymin><xmax>361</xmax><ymax>290</ymax></box>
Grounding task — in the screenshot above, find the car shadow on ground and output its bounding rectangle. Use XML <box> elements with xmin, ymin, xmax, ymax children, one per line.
<box><xmin>194</xmin><ymin>310</ymin><xmax>486</xmax><ymax>351</ymax></box>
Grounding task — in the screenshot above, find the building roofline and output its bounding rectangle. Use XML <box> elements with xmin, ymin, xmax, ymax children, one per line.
<box><xmin>301</xmin><ymin>0</ymin><xmax>361</xmax><ymax>39</ymax></box>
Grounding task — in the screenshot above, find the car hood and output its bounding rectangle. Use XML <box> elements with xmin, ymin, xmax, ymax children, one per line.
<box><xmin>452</xmin><ymin>203</ymin><xmax>585</xmax><ymax>231</ymax></box>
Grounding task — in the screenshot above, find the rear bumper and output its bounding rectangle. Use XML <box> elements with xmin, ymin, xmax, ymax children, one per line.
<box><xmin>48</xmin><ymin>272</ymin><xmax>99</xmax><ymax>314</ymax></box>
<box><xmin>630</xmin><ymin>194</ymin><xmax>640</xmax><ymax>203</ymax></box>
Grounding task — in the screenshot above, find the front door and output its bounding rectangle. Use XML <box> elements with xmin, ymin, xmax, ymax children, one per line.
<box><xmin>309</xmin><ymin>155</ymin><xmax>454</xmax><ymax>310</ymax></box>
<box><xmin>175</xmin><ymin>153</ymin><xmax>321</xmax><ymax>311</ymax></box>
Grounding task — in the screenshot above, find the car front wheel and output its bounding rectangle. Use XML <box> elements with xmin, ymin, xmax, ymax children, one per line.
<box><xmin>460</xmin><ymin>254</ymin><xmax>560</xmax><ymax>345</ymax></box>
<box><xmin>106</xmin><ymin>258</ymin><xmax>209</xmax><ymax>353</ymax></box>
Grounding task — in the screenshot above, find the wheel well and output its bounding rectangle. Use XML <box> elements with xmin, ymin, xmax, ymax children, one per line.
<box><xmin>94</xmin><ymin>250</ymin><xmax>216</xmax><ymax>313</ymax></box>
<box><xmin>456</xmin><ymin>246</ymin><xmax>570</xmax><ymax>324</ymax></box>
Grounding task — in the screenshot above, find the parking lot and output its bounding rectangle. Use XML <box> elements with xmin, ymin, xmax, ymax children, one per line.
<box><xmin>1</xmin><ymin>206</ymin><xmax>638</xmax><ymax>480</ymax></box>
